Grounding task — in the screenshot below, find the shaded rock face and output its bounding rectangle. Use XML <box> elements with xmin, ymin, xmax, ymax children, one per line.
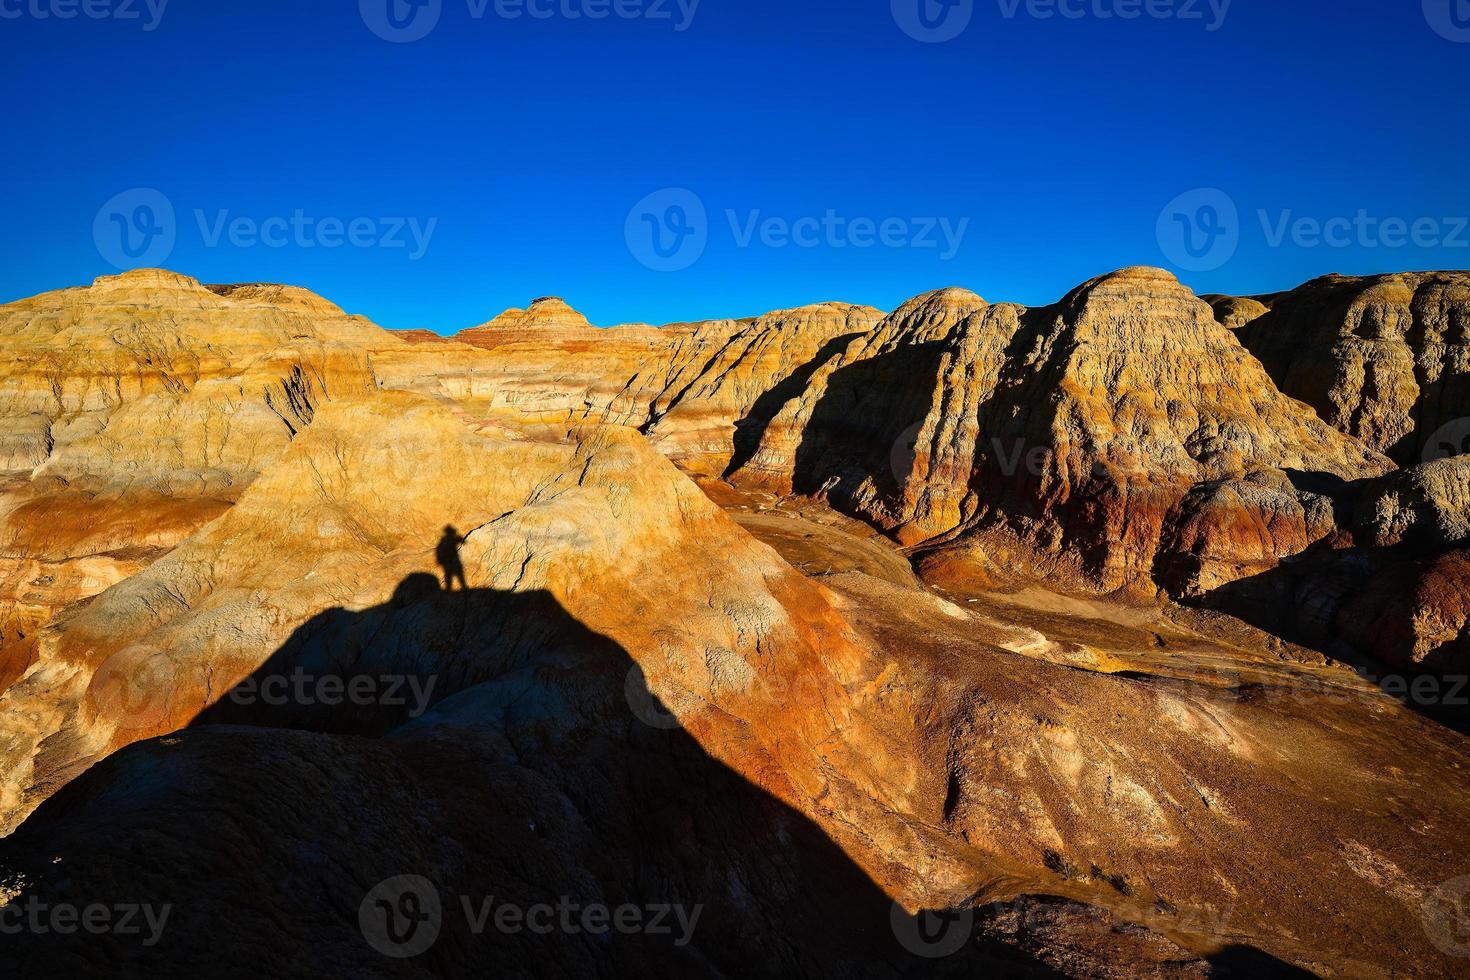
<box><xmin>1356</xmin><ymin>456</ymin><xmax>1470</xmax><ymax>551</ymax></box>
<box><xmin>1236</xmin><ymin>272</ymin><xmax>1470</xmax><ymax>465</ymax></box>
<box><xmin>1197</xmin><ymin>457</ymin><xmax>1470</xmax><ymax>674</ymax></box>
<box><xmin>642</xmin><ymin>303</ymin><xmax>884</xmax><ymax>477</ymax></box>
<box><xmin>733</xmin><ymin>268</ymin><xmax>1391</xmax><ymax>597</ymax></box>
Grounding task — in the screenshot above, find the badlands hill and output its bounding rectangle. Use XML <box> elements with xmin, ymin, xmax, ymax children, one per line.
<box><xmin>1</xmin><ymin>268</ymin><xmax>1469</xmax><ymax>977</ymax></box>
<box><xmin>1233</xmin><ymin>272</ymin><xmax>1470</xmax><ymax>465</ymax></box>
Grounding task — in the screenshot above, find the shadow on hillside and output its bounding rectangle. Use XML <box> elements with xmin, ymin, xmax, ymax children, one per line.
<box><xmin>5</xmin><ymin>572</ymin><xmax>1112</xmax><ymax>977</ymax></box>
<box><xmin>723</xmin><ymin>332</ymin><xmax>863</xmax><ymax>478</ymax></box>
<box><xmin>788</xmin><ymin>340</ymin><xmax>951</xmax><ymax>507</ymax></box>
<box><xmin>1194</xmin><ymin>553</ymin><xmax>1470</xmax><ymax>736</ymax></box>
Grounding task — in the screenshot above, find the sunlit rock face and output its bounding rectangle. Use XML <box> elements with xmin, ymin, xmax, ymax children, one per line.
<box><xmin>0</xmin><ymin>269</ymin><xmax>387</xmax><ymax>686</ymax></box>
<box><xmin>1199</xmin><ymin>293</ymin><xmax>1270</xmax><ymax>332</ymax></box>
<box><xmin>1</xmin><ymin>268</ymin><xmax>1469</xmax><ymax>977</ymax></box>
<box><xmin>731</xmin><ymin>268</ymin><xmax>1391</xmax><ymax>597</ymax></box>
<box><xmin>1236</xmin><ymin>272</ymin><xmax>1470</xmax><ymax>464</ymax></box>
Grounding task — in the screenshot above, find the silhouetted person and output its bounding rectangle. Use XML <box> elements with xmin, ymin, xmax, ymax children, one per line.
<box><xmin>436</xmin><ymin>525</ymin><xmax>469</xmax><ymax>591</ymax></box>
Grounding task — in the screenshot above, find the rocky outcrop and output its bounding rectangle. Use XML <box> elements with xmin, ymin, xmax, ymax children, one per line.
<box><xmin>1338</xmin><ymin>549</ymin><xmax>1470</xmax><ymax>671</ymax></box>
<box><xmin>5</xmin><ymin>434</ymin><xmax>1470</xmax><ymax>974</ymax></box>
<box><xmin>373</xmin><ymin>297</ymin><xmax>885</xmax><ymax>477</ymax></box>
<box><xmin>0</xmin><ymin>270</ymin><xmax>392</xmax><ymax>687</ymax></box>
<box><xmin>0</xmin><ymin>389</ymin><xmax>994</xmax><ymax>975</ymax></box>
<box><xmin>733</xmin><ymin>268</ymin><xmax>1391</xmax><ymax>597</ymax></box>
<box><xmin>1200</xmin><ymin>293</ymin><xmax>1268</xmax><ymax>331</ymax></box>
<box><xmin>1236</xmin><ymin>272</ymin><xmax>1470</xmax><ymax>464</ymax></box>
<box><xmin>641</xmin><ymin>303</ymin><xmax>884</xmax><ymax>476</ymax></box>
<box><xmin>1355</xmin><ymin>456</ymin><xmax>1470</xmax><ymax>551</ymax></box>
<box><xmin>733</xmin><ymin>286</ymin><xmax>989</xmax><ymax>498</ymax></box>
<box><xmin>457</xmin><ymin>295</ymin><xmax>596</xmax><ymax>342</ymax></box>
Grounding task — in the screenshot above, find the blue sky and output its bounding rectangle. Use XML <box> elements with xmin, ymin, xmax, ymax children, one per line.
<box><xmin>2</xmin><ymin>0</ymin><xmax>1467</xmax><ymax>330</ymax></box>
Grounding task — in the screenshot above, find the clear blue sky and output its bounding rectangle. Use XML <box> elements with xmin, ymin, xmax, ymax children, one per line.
<box><xmin>2</xmin><ymin>0</ymin><xmax>1467</xmax><ymax>331</ymax></box>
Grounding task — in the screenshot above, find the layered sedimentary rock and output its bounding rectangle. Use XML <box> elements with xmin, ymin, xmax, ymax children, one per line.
<box><xmin>641</xmin><ymin>303</ymin><xmax>884</xmax><ymax>476</ymax></box>
<box><xmin>375</xmin><ymin>297</ymin><xmax>740</xmax><ymax>425</ymax></box>
<box><xmin>1356</xmin><ymin>456</ymin><xmax>1470</xmax><ymax>551</ymax></box>
<box><xmin>374</xmin><ymin>296</ymin><xmax>885</xmax><ymax>474</ymax></box>
<box><xmin>734</xmin><ymin>286</ymin><xmax>990</xmax><ymax>499</ymax></box>
<box><xmin>460</xmin><ymin>295</ymin><xmax>596</xmax><ymax>339</ymax></box>
<box><xmin>3</xmin><ymin>268</ymin><xmax>1470</xmax><ymax>976</ymax></box>
<box><xmin>733</xmin><ymin>268</ymin><xmax>1392</xmax><ymax>597</ymax></box>
<box><xmin>0</xmin><ymin>391</ymin><xmax>913</xmax><ymax>853</ymax></box>
<box><xmin>1237</xmin><ymin>272</ymin><xmax>1470</xmax><ymax>464</ymax></box>
<box><xmin>1200</xmin><ymin>293</ymin><xmax>1268</xmax><ymax>331</ymax></box>
<box><xmin>1201</xmin><ymin>457</ymin><xmax>1470</xmax><ymax>672</ymax></box>
<box><xmin>0</xmin><ymin>269</ymin><xmax>388</xmax><ymax>686</ymax></box>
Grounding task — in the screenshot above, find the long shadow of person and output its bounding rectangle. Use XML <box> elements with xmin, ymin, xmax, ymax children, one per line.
<box><xmin>0</xmin><ymin>572</ymin><xmax>1308</xmax><ymax>977</ymax></box>
<box><xmin>0</xmin><ymin>571</ymin><xmax>1061</xmax><ymax>977</ymax></box>
<box><xmin>435</xmin><ymin>525</ymin><xmax>469</xmax><ymax>591</ymax></box>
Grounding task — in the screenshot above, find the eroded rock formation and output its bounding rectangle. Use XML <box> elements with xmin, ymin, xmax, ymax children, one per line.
<box><xmin>1237</xmin><ymin>272</ymin><xmax>1470</xmax><ymax>464</ymax></box>
<box><xmin>732</xmin><ymin>268</ymin><xmax>1392</xmax><ymax>599</ymax></box>
<box><xmin>1</xmin><ymin>267</ymin><xmax>1469</xmax><ymax>977</ymax></box>
<box><xmin>0</xmin><ymin>269</ymin><xmax>386</xmax><ymax>686</ymax></box>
